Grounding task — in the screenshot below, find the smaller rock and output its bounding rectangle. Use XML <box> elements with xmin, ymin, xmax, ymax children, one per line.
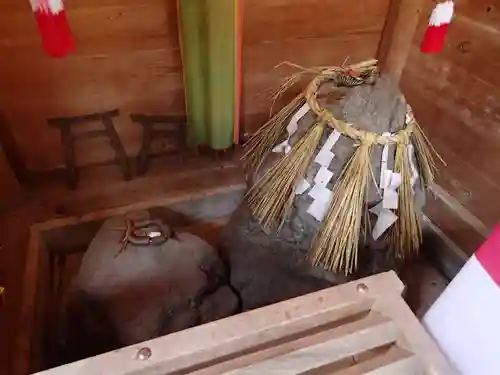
<box><xmin>56</xmin><ymin>211</ymin><xmax>236</xmax><ymax>365</ymax></box>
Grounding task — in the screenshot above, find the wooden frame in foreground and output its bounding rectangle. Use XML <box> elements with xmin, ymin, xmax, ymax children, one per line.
<box><xmin>15</xmin><ymin>184</ymin><xmax>246</xmax><ymax>375</ymax></box>
<box><xmin>32</xmin><ymin>271</ymin><xmax>454</xmax><ymax>375</ymax></box>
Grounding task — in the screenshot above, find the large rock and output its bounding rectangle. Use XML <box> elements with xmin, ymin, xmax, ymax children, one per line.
<box><xmin>54</xmin><ymin>211</ymin><xmax>239</xmax><ymax>365</ymax></box>
<box><xmin>222</xmin><ymin>77</ymin><xmax>426</xmax><ymax>310</ymax></box>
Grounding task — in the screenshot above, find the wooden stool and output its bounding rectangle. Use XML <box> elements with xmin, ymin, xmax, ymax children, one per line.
<box><xmin>48</xmin><ymin>109</ymin><xmax>131</xmax><ymax>189</ymax></box>
<box><xmin>130</xmin><ymin>114</ymin><xmax>186</xmax><ymax>175</ymax></box>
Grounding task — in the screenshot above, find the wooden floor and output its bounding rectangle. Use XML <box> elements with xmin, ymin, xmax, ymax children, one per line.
<box><xmin>0</xmin><ymin>155</ymin><xmax>245</xmax><ymax>375</ymax></box>
<box><xmin>0</xmin><ymin>154</ymin><xmax>451</xmax><ymax>375</ymax></box>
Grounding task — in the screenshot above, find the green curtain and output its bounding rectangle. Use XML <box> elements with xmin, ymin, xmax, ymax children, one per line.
<box><xmin>177</xmin><ymin>0</ymin><xmax>241</xmax><ymax>150</ymax></box>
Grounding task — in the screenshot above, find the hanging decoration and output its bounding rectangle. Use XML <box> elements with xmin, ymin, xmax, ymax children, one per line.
<box><xmin>369</xmin><ymin>134</ymin><xmax>401</xmax><ymax>242</ymax></box>
<box><xmin>30</xmin><ymin>0</ymin><xmax>76</xmax><ymax>58</ymax></box>
<box><xmin>420</xmin><ymin>0</ymin><xmax>454</xmax><ymax>54</ymax></box>
<box><xmin>177</xmin><ymin>0</ymin><xmax>243</xmax><ymax>149</ymax></box>
<box><xmin>242</xmin><ymin>60</ymin><xmax>442</xmax><ymax>274</ymax></box>
<box><xmin>424</xmin><ymin>225</ymin><xmax>500</xmax><ymax>375</ymax></box>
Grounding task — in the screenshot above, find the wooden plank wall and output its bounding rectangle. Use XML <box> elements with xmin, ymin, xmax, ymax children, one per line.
<box><xmin>401</xmin><ymin>0</ymin><xmax>500</xmax><ymax>256</ymax></box>
<box><xmin>0</xmin><ymin>0</ymin><xmax>185</xmax><ymax>171</ymax></box>
<box><xmin>0</xmin><ymin>0</ymin><xmax>390</xmax><ymax>173</ymax></box>
<box><xmin>242</xmin><ymin>0</ymin><xmax>390</xmax><ymax>133</ymax></box>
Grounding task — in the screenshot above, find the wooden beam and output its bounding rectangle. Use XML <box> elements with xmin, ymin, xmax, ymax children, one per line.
<box><xmin>377</xmin><ymin>0</ymin><xmax>426</xmax><ymax>82</ymax></box>
<box><xmin>0</xmin><ymin>115</ymin><xmax>31</xmax><ymax>186</ymax></box>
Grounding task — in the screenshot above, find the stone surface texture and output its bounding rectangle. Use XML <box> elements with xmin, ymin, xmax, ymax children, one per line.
<box><xmin>222</xmin><ymin>77</ymin><xmax>426</xmax><ymax>310</ymax></box>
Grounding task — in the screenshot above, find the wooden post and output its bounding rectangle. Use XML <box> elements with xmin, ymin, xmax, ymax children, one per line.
<box><xmin>0</xmin><ymin>115</ymin><xmax>32</xmax><ymax>187</ymax></box>
<box><xmin>377</xmin><ymin>0</ymin><xmax>426</xmax><ymax>83</ymax></box>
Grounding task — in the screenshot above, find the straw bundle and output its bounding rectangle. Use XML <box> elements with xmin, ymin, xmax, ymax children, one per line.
<box><xmin>268</xmin><ymin>63</ymin><xmax>326</xmax><ymax>114</ymax></box>
<box><xmin>242</xmin><ymin>59</ymin><xmax>443</xmax><ymax>274</ymax></box>
<box><xmin>246</xmin><ymin>121</ymin><xmax>325</xmax><ymax>230</ymax></box>
<box><xmin>241</xmin><ymin>94</ymin><xmax>305</xmax><ymax>172</ymax></box>
<box><xmin>411</xmin><ymin>121</ymin><xmax>445</xmax><ymax>189</ymax></box>
<box><xmin>309</xmin><ymin>138</ymin><xmax>374</xmax><ymax>274</ymax></box>
<box><xmin>388</xmin><ymin>142</ymin><xmax>422</xmax><ymax>259</ymax></box>
<box><xmin>242</xmin><ymin>60</ymin><xmax>379</xmax><ymax>174</ymax></box>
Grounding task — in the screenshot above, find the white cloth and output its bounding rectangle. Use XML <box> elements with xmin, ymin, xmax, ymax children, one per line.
<box><xmin>424</xmin><ymin>226</ymin><xmax>500</xmax><ymax>375</ymax></box>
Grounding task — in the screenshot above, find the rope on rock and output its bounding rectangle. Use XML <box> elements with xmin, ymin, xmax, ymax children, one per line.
<box><xmin>242</xmin><ymin>59</ymin><xmax>443</xmax><ymax>274</ymax></box>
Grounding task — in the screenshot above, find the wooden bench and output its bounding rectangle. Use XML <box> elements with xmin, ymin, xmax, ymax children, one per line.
<box><xmin>48</xmin><ymin>110</ymin><xmax>131</xmax><ymax>189</ymax></box>
<box><xmin>130</xmin><ymin>114</ymin><xmax>186</xmax><ymax>175</ymax></box>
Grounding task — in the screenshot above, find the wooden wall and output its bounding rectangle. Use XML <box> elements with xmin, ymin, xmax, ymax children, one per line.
<box><xmin>2</xmin><ymin>0</ymin><xmax>492</xmax><ymax>257</ymax></box>
<box><xmin>401</xmin><ymin>0</ymin><xmax>500</xmax><ymax>255</ymax></box>
<box><xmin>0</xmin><ymin>0</ymin><xmax>184</xmax><ymax>171</ymax></box>
<box><xmin>0</xmin><ymin>0</ymin><xmax>390</xmax><ymax>173</ymax></box>
<box><xmin>242</xmin><ymin>0</ymin><xmax>390</xmax><ymax>132</ymax></box>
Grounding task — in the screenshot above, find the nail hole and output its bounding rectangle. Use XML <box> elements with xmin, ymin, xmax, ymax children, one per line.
<box><xmin>487</xmin><ymin>6</ymin><xmax>492</xmax><ymax>13</ymax></box>
<box><xmin>457</xmin><ymin>41</ymin><xmax>472</xmax><ymax>54</ymax></box>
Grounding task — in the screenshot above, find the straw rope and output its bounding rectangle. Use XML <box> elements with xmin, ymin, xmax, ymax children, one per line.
<box><xmin>388</xmin><ymin>137</ymin><xmax>422</xmax><ymax>259</ymax></box>
<box><xmin>243</xmin><ymin>59</ymin><xmax>443</xmax><ymax>274</ymax></box>
<box><xmin>241</xmin><ymin>94</ymin><xmax>306</xmax><ymax>172</ymax></box>
<box><xmin>246</xmin><ymin>121</ymin><xmax>325</xmax><ymax>230</ymax></box>
<box><xmin>304</xmin><ymin>69</ymin><xmax>415</xmax><ymax>146</ymax></box>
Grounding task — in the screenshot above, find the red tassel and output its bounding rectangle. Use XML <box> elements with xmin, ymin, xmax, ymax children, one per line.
<box><xmin>420</xmin><ymin>1</ymin><xmax>454</xmax><ymax>54</ymax></box>
<box><xmin>31</xmin><ymin>0</ymin><xmax>75</xmax><ymax>58</ymax></box>
<box><xmin>421</xmin><ymin>24</ymin><xmax>450</xmax><ymax>53</ymax></box>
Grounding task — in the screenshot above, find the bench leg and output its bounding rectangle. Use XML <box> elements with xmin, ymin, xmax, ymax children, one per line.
<box><xmin>102</xmin><ymin>116</ymin><xmax>132</xmax><ymax>180</ymax></box>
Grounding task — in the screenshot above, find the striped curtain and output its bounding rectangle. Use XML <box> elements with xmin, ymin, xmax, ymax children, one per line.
<box><xmin>177</xmin><ymin>0</ymin><xmax>242</xmax><ymax>150</ymax></box>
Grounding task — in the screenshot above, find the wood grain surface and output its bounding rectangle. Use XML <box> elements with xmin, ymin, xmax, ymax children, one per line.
<box><xmin>401</xmin><ymin>0</ymin><xmax>500</xmax><ymax>252</ymax></box>
<box><xmin>0</xmin><ymin>0</ymin><xmax>184</xmax><ymax>171</ymax></box>
<box><xmin>0</xmin><ymin>0</ymin><xmax>391</xmax><ymax>172</ymax></box>
<box><xmin>242</xmin><ymin>0</ymin><xmax>390</xmax><ymax>133</ymax></box>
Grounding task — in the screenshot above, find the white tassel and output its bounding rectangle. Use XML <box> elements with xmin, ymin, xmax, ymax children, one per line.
<box><xmin>421</xmin><ymin>1</ymin><xmax>455</xmax><ymax>53</ymax></box>
<box><xmin>429</xmin><ymin>1</ymin><xmax>454</xmax><ymax>26</ymax></box>
<box><xmin>30</xmin><ymin>0</ymin><xmax>64</xmax><ymax>14</ymax></box>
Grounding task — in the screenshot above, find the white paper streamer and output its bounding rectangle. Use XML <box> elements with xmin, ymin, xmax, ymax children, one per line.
<box><xmin>314</xmin><ymin>151</ymin><xmax>334</xmax><ymax>167</ymax></box>
<box><xmin>307</xmin><ymin>185</ymin><xmax>333</xmax><ymax>221</ymax></box>
<box><xmin>314</xmin><ymin>130</ymin><xmax>341</xmax><ymax>167</ymax></box>
<box><xmin>272</xmin><ymin>141</ymin><xmax>291</xmax><ymax>154</ymax></box>
<box><xmin>272</xmin><ymin>103</ymin><xmax>310</xmax><ymax>154</ymax></box>
<box><xmin>370</xmin><ymin>205</ymin><xmax>398</xmax><ymax>240</ymax></box>
<box><xmin>370</xmin><ymin>171</ymin><xmax>402</xmax><ymax>240</ymax></box>
<box><xmin>308</xmin><ymin>184</ymin><xmax>327</xmax><ymax>200</ymax></box>
<box><xmin>383</xmin><ymin>172</ymin><xmax>401</xmax><ymax>210</ymax></box>
<box><xmin>372</xmin><ymin>170</ymin><xmax>405</xmax><ymax>239</ymax></box>
<box><xmin>295</xmin><ymin>179</ymin><xmax>311</xmax><ymax>195</ymax></box>
<box><xmin>379</xmin><ymin>132</ymin><xmax>391</xmax><ymax>189</ymax></box>
<box><xmin>303</xmin><ymin>129</ymin><xmax>341</xmax><ymax>222</ymax></box>
<box><xmin>307</xmin><ymin>178</ymin><xmax>335</xmax><ymax>221</ymax></box>
<box><xmin>313</xmin><ymin>166</ymin><xmax>334</xmax><ymax>187</ymax></box>
<box><xmin>371</xmin><ymin>138</ymin><xmax>402</xmax><ymax>240</ymax></box>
